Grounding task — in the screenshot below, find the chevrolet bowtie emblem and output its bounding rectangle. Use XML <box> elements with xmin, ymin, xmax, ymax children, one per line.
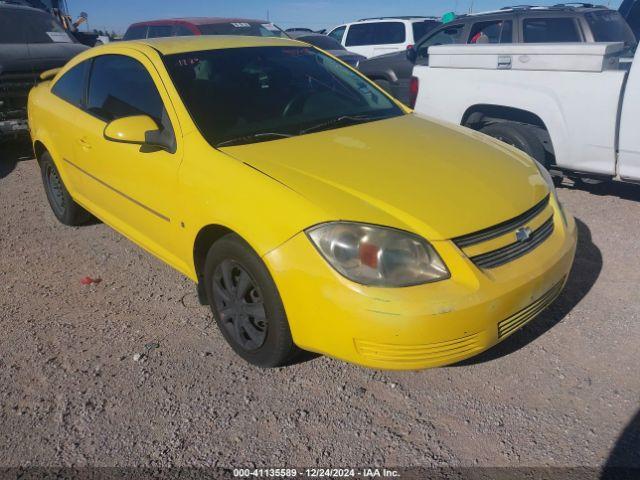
<box><xmin>516</xmin><ymin>226</ymin><xmax>533</xmax><ymax>243</ymax></box>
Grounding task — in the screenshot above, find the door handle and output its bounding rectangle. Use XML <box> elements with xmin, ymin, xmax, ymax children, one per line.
<box><xmin>78</xmin><ymin>138</ymin><xmax>92</xmax><ymax>150</ymax></box>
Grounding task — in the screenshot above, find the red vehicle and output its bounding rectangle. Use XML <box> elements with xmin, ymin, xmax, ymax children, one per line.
<box><xmin>123</xmin><ymin>17</ymin><xmax>288</xmax><ymax>40</ymax></box>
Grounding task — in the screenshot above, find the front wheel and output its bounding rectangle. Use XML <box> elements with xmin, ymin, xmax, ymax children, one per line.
<box><xmin>40</xmin><ymin>152</ymin><xmax>91</xmax><ymax>226</ymax></box>
<box><xmin>480</xmin><ymin>122</ymin><xmax>546</xmax><ymax>166</ymax></box>
<box><xmin>203</xmin><ymin>234</ymin><xmax>302</xmax><ymax>368</ymax></box>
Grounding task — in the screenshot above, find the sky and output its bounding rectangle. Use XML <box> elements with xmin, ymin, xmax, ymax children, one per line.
<box><xmin>67</xmin><ymin>0</ymin><xmax>625</xmax><ymax>34</ymax></box>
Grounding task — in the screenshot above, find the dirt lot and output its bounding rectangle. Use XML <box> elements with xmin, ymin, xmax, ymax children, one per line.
<box><xmin>1</xmin><ymin>141</ymin><xmax>639</xmax><ymax>474</ymax></box>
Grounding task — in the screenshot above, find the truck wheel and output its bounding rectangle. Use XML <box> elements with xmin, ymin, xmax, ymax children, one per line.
<box><xmin>40</xmin><ymin>152</ymin><xmax>91</xmax><ymax>226</ymax></box>
<box><xmin>203</xmin><ymin>233</ymin><xmax>302</xmax><ymax>368</ymax></box>
<box><xmin>480</xmin><ymin>122</ymin><xmax>546</xmax><ymax>166</ymax></box>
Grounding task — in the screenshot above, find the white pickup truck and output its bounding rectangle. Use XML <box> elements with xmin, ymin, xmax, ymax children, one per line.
<box><xmin>411</xmin><ymin>42</ymin><xmax>640</xmax><ymax>183</ymax></box>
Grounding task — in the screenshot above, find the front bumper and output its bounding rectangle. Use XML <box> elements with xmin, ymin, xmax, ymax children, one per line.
<box><xmin>264</xmin><ymin>208</ymin><xmax>577</xmax><ymax>370</ymax></box>
<box><xmin>0</xmin><ymin>117</ymin><xmax>29</xmax><ymax>138</ymax></box>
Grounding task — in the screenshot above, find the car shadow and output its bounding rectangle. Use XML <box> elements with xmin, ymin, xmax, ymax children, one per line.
<box><xmin>0</xmin><ymin>139</ymin><xmax>32</xmax><ymax>179</ymax></box>
<box><xmin>559</xmin><ymin>179</ymin><xmax>640</xmax><ymax>202</ymax></box>
<box><xmin>601</xmin><ymin>409</ymin><xmax>640</xmax><ymax>479</ymax></box>
<box><xmin>453</xmin><ymin>218</ymin><xmax>601</xmax><ymax>366</ymax></box>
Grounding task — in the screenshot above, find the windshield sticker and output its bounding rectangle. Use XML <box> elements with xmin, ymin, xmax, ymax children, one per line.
<box><xmin>231</xmin><ymin>23</ymin><xmax>251</xmax><ymax>28</ymax></box>
<box><xmin>263</xmin><ymin>23</ymin><xmax>280</xmax><ymax>31</ymax></box>
<box><xmin>46</xmin><ymin>31</ymin><xmax>72</xmax><ymax>43</ymax></box>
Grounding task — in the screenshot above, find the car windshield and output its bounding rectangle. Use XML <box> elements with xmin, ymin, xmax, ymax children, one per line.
<box><xmin>0</xmin><ymin>9</ymin><xmax>74</xmax><ymax>44</ymax></box>
<box><xmin>298</xmin><ymin>35</ymin><xmax>345</xmax><ymax>51</ymax></box>
<box><xmin>198</xmin><ymin>22</ymin><xmax>287</xmax><ymax>38</ymax></box>
<box><xmin>585</xmin><ymin>11</ymin><xmax>637</xmax><ymax>47</ymax></box>
<box><xmin>164</xmin><ymin>46</ymin><xmax>403</xmax><ymax>147</ymax></box>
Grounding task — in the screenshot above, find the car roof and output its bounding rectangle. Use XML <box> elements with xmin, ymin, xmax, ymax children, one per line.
<box><xmin>457</xmin><ymin>4</ymin><xmax>612</xmax><ymax>20</ymax></box>
<box><xmin>129</xmin><ymin>17</ymin><xmax>270</xmax><ymax>28</ymax></box>
<box><xmin>122</xmin><ymin>35</ymin><xmax>301</xmax><ymax>55</ymax></box>
<box><xmin>288</xmin><ymin>32</ymin><xmax>329</xmax><ymax>39</ymax></box>
<box><xmin>356</xmin><ymin>16</ymin><xmax>439</xmax><ymax>22</ymax></box>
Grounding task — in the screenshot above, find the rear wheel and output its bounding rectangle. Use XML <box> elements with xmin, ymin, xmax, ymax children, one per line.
<box><xmin>203</xmin><ymin>234</ymin><xmax>301</xmax><ymax>368</ymax></box>
<box><xmin>480</xmin><ymin>122</ymin><xmax>546</xmax><ymax>166</ymax></box>
<box><xmin>40</xmin><ymin>152</ymin><xmax>90</xmax><ymax>226</ymax></box>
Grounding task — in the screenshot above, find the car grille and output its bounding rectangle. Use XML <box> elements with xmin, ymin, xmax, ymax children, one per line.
<box><xmin>497</xmin><ymin>279</ymin><xmax>565</xmax><ymax>339</ymax></box>
<box><xmin>453</xmin><ymin>195</ymin><xmax>554</xmax><ymax>269</ymax></box>
<box><xmin>469</xmin><ymin>216</ymin><xmax>554</xmax><ymax>269</ymax></box>
<box><xmin>354</xmin><ymin>333</ymin><xmax>483</xmax><ymax>365</ymax></box>
<box><xmin>0</xmin><ymin>71</ymin><xmax>40</xmax><ymax>121</ymax></box>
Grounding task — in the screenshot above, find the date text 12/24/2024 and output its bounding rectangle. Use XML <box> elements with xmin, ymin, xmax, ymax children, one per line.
<box><xmin>233</xmin><ymin>468</ymin><xmax>400</xmax><ymax>478</ymax></box>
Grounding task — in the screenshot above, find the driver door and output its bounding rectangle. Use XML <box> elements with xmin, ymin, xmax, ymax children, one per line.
<box><xmin>71</xmin><ymin>52</ymin><xmax>185</xmax><ymax>269</ymax></box>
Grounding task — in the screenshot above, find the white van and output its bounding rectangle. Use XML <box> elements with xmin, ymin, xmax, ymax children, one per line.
<box><xmin>327</xmin><ymin>17</ymin><xmax>440</xmax><ymax>58</ymax></box>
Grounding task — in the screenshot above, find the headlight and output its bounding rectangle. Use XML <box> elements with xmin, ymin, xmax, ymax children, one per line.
<box><xmin>306</xmin><ymin>222</ymin><xmax>449</xmax><ymax>287</ymax></box>
<box><xmin>534</xmin><ymin>161</ymin><xmax>567</xmax><ymax>226</ymax></box>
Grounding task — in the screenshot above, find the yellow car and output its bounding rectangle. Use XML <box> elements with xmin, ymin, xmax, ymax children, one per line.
<box><xmin>28</xmin><ymin>36</ymin><xmax>577</xmax><ymax>370</ymax></box>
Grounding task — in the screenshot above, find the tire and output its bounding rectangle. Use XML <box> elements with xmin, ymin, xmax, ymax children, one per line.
<box><xmin>203</xmin><ymin>233</ymin><xmax>301</xmax><ymax>368</ymax></box>
<box><xmin>39</xmin><ymin>151</ymin><xmax>91</xmax><ymax>226</ymax></box>
<box><xmin>480</xmin><ymin>122</ymin><xmax>547</xmax><ymax>166</ymax></box>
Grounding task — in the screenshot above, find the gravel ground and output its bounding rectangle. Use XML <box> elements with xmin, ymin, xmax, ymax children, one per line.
<box><xmin>1</xmin><ymin>141</ymin><xmax>639</xmax><ymax>474</ymax></box>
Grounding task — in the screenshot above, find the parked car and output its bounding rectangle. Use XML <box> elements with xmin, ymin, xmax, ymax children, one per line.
<box><xmin>0</xmin><ymin>3</ymin><xmax>87</xmax><ymax>141</ymax></box>
<box><xmin>412</xmin><ymin>42</ymin><xmax>640</xmax><ymax>184</ymax></box>
<box><xmin>327</xmin><ymin>16</ymin><xmax>440</xmax><ymax>58</ymax></box>
<box><xmin>359</xmin><ymin>4</ymin><xmax>636</xmax><ymax>105</ymax></box>
<box><xmin>620</xmin><ymin>0</ymin><xmax>640</xmax><ymax>39</ymax></box>
<box><xmin>287</xmin><ymin>32</ymin><xmax>365</xmax><ymax>67</ymax></box>
<box><xmin>285</xmin><ymin>28</ymin><xmax>314</xmax><ymax>33</ymax></box>
<box><xmin>123</xmin><ymin>17</ymin><xmax>287</xmax><ymax>40</ymax></box>
<box><xmin>28</xmin><ymin>36</ymin><xmax>576</xmax><ymax>370</ymax></box>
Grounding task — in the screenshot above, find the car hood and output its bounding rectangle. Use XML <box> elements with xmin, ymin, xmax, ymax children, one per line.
<box><xmin>220</xmin><ymin>114</ymin><xmax>548</xmax><ymax>240</ymax></box>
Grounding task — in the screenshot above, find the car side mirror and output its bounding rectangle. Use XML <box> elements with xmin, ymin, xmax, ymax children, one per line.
<box><xmin>406</xmin><ymin>45</ymin><xmax>417</xmax><ymax>63</ymax></box>
<box><xmin>104</xmin><ymin>115</ymin><xmax>174</xmax><ymax>152</ymax></box>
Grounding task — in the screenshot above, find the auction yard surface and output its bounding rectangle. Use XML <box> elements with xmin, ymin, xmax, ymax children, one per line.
<box><xmin>1</xmin><ymin>145</ymin><xmax>639</xmax><ymax>470</ymax></box>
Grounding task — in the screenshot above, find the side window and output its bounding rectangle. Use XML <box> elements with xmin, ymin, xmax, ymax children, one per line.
<box><xmin>123</xmin><ymin>25</ymin><xmax>147</xmax><ymax>40</ymax></box>
<box><xmin>468</xmin><ymin>20</ymin><xmax>513</xmax><ymax>44</ymax></box>
<box><xmin>147</xmin><ymin>25</ymin><xmax>173</xmax><ymax>38</ymax></box>
<box><xmin>86</xmin><ymin>55</ymin><xmax>165</xmax><ymax>124</ymax></box>
<box><xmin>328</xmin><ymin>25</ymin><xmax>346</xmax><ymax>43</ymax></box>
<box><xmin>417</xmin><ymin>24</ymin><xmax>465</xmax><ymax>57</ymax></box>
<box><xmin>522</xmin><ymin>18</ymin><xmax>581</xmax><ymax>42</ymax></box>
<box><xmin>174</xmin><ymin>25</ymin><xmax>195</xmax><ymax>37</ymax></box>
<box><xmin>346</xmin><ymin>22</ymin><xmax>405</xmax><ymax>47</ymax></box>
<box><xmin>51</xmin><ymin>61</ymin><xmax>89</xmax><ymax>107</ymax></box>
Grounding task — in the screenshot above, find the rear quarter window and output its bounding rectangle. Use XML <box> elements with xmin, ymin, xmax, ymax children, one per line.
<box><xmin>147</xmin><ymin>25</ymin><xmax>174</xmax><ymax>38</ymax></box>
<box><xmin>123</xmin><ymin>25</ymin><xmax>148</xmax><ymax>40</ymax></box>
<box><xmin>51</xmin><ymin>61</ymin><xmax>89</xmax><ymax>107</ymax></box>
<box><xmin>523</xmin><ymin>17</ymin><xmax>582</xmax><ymax>42</ymax></box>
<box><xmin>585</xmin><ymin>11</ymin><xmax>636</xmax><ymax>46</ymax></box>
<box><xmin>345</xmin><ymin>22</ymin><xmax>406</xmax><ymax>46</ymax></box>
<box><xmin>412</xmin><ymin>21</ymin><xmax>440</xmax><ymax>43</ymax></box>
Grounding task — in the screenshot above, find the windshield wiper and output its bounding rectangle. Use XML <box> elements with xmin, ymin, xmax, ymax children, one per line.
<box><xmin>299</xmin><ymin>114</ymin><xmax>387</xmax><ymax>136</ymax></box>
<box><xmin>215</xmin><ymin>132</ymin><xmax>294</xmax><ymax>148</ymax></box>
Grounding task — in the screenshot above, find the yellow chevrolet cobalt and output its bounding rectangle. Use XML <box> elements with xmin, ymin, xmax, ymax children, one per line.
<box><xmin>28</xmin><ymin>36</ymin><xmax>577</xmax><ymax>370</ymax></box>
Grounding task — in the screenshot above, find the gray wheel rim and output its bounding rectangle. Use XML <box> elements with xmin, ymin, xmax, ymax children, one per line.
<box><xmin>212</xmin><ymin>260</ymin><xmax>268</xmax><ymax>351</ymax></box>
<box><xmin>46</xmin><ymin>164</ymin><xmax>65</xmax><ymax>214</ymax></box>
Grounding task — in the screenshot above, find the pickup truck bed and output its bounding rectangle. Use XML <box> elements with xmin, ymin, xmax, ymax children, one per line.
<box><xmin>413</xmin><ymin>42</ymin><xmax>640</xmax><ymax>182</ymax></box>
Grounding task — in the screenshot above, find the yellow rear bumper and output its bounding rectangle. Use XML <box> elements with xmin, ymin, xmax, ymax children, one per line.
<box><xmin>264</xmin><ymin>212</ymin><xmax>577</xmax><ymax>370</ymax></box>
